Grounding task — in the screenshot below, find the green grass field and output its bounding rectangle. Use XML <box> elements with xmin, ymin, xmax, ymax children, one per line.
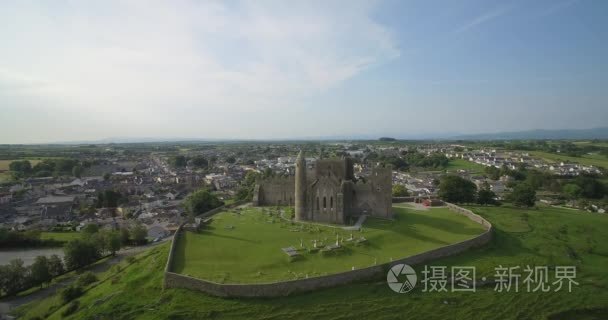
<box><xmin>40</xmin><ymin>232</ymin><xmax>81</xmax><ymax>243</ymax></box>
<box><xmin>527</xmin><ymin>151</ymin><xmax>608</xmax><ymax>169</ymax></box>
<box><xmin>446</xmin><ymin>159</ymin><xmax>486</xmax><ymax>173</ymax></box>
<box><xmin>13</xmin><ymin>205</ymin><xmax>608</xmax><ymax>320</ymax></box>
<box><xmin>172</xmin><ymin>206</ymin><xmax>486</xmax><ymax>283</ymax></box>
<box><xmin>572</xmin><ymin>141</ymin><xmax>608</xmax><ymax>148</ymax></box>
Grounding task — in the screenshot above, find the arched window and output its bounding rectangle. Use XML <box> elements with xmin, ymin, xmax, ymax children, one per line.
<box><xmin>323</xmin><ymin>197</ymin><xmax>327</xmax><ymax>209</ymax></box>
<box><xmin>316</xmin><ymin>197</ymin><xmax>320</xmax><ymax>210</ymax></box>
<box><xmin>330</xmin><ymin>197</ymin><xmax>333</xmax><ymax>209</ymax></box>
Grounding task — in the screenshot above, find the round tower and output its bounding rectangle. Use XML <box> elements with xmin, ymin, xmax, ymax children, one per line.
<box><xmin>295</xmin><ymin>150</ymin><xmax>306</xmax><ymax>221</ymax></box>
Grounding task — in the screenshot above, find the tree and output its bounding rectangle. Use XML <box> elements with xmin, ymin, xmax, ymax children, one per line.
<box><xmin>484</xmin><ymin>166</ymin><xmax>500</xmax><ymax>180</ymax></box>
<box><xmin>48</xmin><ymin>254</ymin><xmax>65</xmax><ymax>277</ymax></box>
<box><xmin>9</xmin><ymin>160</ymin><xmax>32</xmax><ymax>175</ymax></box>
<box><xmin>92</xmin><ymin>229</ymin><xmax>121</xmax><ymax>255</ymax></box>
<box><xmin>235</xmin><ymin>171</ymin><xmax>261</xmax><ymax>201</ymax></box>
<box><xmin>82</xmin><ymin>224</ymin><xmax>99</xmax><ymax>235</ymax></box>
<box><xmin>574</xmin><ymin>176</ymin><xmax>606</xmax><ymax>199</ymax></box>
<box><xmin>63</xmin><ymin>239</ymin><xmax>101</xmax><ymax>270</ymax></box>
<box><xmin>562</xmin><ymin>183</ymin><xmax>583</xmax><ymax>200</ymax></box>
<box><xmin>438</xmin><ymin>175</ymin><xmax>477</xmax><ymax>203</ymax></box>
<box><xmin>169</xmin><ymin>155</ymin><xmax>187</xmax><ymax>168</ymax></box>
<box><xmin>226</xmin><ymin>156</ymin><xmax>236</xmax><ymax>164</ymax></box>
<box><xmin>30</xmin><ymin>256</ymin><xmax>51</xmax><ymax>288</ymax></box>
<box><xmin>96</xmin><ymin>190</ymin><xmax>122</xmax><ymax>208</ymax></box>
<box><xmin>72</xmin><ymin>165</ymin><xmax>83</xmax><ymax>178</ymax></box>
<box><xmin>509</xmin><ymin>183</ymin><xmax>536</xmax><ymax>207</ymax></box>
<box><xmin>103</xmin><ymin>173</ymin><xmax>111</xmax><ymax>181</ymax></box>
<box><xmin>191</xmin><ymin>156</ymin><xmax>208</xmax><ymax>168</ymax></box>
<box><xmin>392</xmin><ymin>184</ymin><xmax>409</xmax><ymax>197</ymax></box>
<box><xmin>120</xmin><ymin>227</ymin><xmax>130</xmax><ymax>245</ymax></box>
<box><xmin>182</xmin><ymin>189</ymin><xmax>223</xmax><ymax>220</ymax></box>
<box><xmin>477</xmin><ymin>184</ymin><xmax>497</xmax><ymax>206</ymax></box>
<box><xmin>130</xmin><ymin>224</ymin><xmax>148</xmax><ymax>245</ymax></box>
<box><xmin>106</xmin><ymin>231</ymin><xmax>122</xmax><ymax>255</ymax></box>
<box><xmin>0</xmin><ymin>259</ymin><xmax>29</xmax><ymax>296</ymax></box>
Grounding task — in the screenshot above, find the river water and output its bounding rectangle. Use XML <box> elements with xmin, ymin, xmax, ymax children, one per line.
<box><xmin>0</xmin><ymin>248</ymin><xmax>65</xmax><ymax>266</ymax></box>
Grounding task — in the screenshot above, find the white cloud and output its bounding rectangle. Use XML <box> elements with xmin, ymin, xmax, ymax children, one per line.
<box><xmin>0</xmin><ymin>0</ymin><xmax>399</xmax><ymax>120</ymax></box>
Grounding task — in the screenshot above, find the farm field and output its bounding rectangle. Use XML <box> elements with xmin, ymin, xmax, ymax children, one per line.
<box><xmin>39</xmin><ymin>232</ymin><xmax>81</xmax><ymax>243</ymax></box>
<box><xmin>527</xmin><ymin>151</ymin><xmax>608</xmax><ymax>169</ymax></box>
<box><xmin>446</xmin><ymin>159</ymin><xmax>486</xmax><ymax>173</ymax></box>
<box><xmin>12</xmin><ymin>205</ymin><xmax>608</xmax><ymax>320</ymax></box>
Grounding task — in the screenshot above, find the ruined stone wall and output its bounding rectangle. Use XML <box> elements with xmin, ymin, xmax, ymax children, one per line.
<box><xmin>256</xmin><ymin>176</ymin><xmax>295</xmax><ymax>206</ymax></box>
<box><xmin>306</xmin><ymin>176</ymin><xmax>343</xmax><ymax>224</ymax></box>
<box><xmin>348</xmin><ymin>165</ymin><xmax>392</xmax><ymax>218</ymax></box>
<box><xmin>315</xmin><ymin>159</ymin><xmax>350</xmax><ymax>180</ymax></box>
<box><xmin>163</xmin><ymin>203</ymin><xmax>493</xmax><ymax>297</ymax></box>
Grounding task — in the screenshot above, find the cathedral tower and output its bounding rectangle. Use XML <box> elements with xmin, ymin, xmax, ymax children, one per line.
<box><xmin>294</xmin><ymin>150</ymin><xmax>306</xmax><ymax>221</ymax></box>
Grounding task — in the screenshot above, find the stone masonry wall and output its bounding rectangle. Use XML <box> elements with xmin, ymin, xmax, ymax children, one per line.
<box><xmin>163</xmin><ymin>202</ymin><xmax>493</xmax><ymax>297</ymax></box>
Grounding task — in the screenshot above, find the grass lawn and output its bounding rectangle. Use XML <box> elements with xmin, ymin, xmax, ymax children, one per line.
<box><xmin>172</xmin><ymin>206</ymin><xmax>486</xmax><ymax>283</ymax></box>
<box><xmin>527</xmin><ymin>151</ymin><xmax>608</xmax><ymax>169</ymax></box>
<box><xmin>446</xmin><ymin>159</ymin><xmax>486</xmax><ymax>173</ymax></box>
<box><xmin>40</xmin><ymin>232</ymin><xmax>81</xmax><ymax>243</ymax></box>
<box><xmin>13</xmin><ymin>205</ymin><xmax>608</xmax><ymax>320</ymax></box>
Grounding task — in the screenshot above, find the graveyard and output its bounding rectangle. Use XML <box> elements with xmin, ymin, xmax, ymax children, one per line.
<box><xmin>172</xmin><ymin>205</ymin><xmax>487</xmax><ymax>283</ymax></box>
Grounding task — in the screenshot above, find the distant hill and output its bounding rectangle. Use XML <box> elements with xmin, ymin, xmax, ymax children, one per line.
<box><xmin>450</xmin><ymin>127</ymin><xmax>608</xmax><ymax>140</ymax></box>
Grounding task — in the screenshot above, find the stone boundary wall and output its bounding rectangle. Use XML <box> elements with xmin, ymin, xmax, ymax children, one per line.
<box><xmin>163</xmin><ymin>202</ymin><xmax>492</xmax><ymax>297</ymax></box>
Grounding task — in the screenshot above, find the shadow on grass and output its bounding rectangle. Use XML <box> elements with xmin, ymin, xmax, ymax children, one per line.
<box><xmin>198</xmin><ymin>228</ymin><xmax>260</xmax><ymax>244</ymax></box>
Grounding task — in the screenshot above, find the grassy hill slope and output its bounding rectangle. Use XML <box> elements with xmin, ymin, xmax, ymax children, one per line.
<box><xmin>14</xmin><ymin>205</ymin><xmax>608</xmax><ymax>320</ymax></box>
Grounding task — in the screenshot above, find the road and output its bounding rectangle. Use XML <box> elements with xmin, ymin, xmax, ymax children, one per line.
<box><xmin>0</xmin><ymin>238</ymin><xmax>170</xmax><ymax>318</ymax></box>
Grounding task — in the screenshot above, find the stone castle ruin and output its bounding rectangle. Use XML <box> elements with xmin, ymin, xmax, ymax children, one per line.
<box><xmin>253</xmin><ymin>151</ymin><xmax>392</xmax><ymax>224</ymax></box>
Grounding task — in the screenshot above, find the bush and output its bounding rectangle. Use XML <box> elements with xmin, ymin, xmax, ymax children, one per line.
<box><xmin>76</xmin><ymin>272</ymin><xmax>98</xmax><ymax>287</ymax></box>
<box><xmin>61</xmin><ymin>300</ymin><xmax>80</xmax><ymax>317</ymax></box>
<box><xmin>61</xmin><ymin>285</ymin><xmax>83</xmax><ymax>303</ymax></box>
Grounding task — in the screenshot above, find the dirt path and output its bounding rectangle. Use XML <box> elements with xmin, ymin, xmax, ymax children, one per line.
<box><xmin>0</xmin><ymin>238</ymin><xmax>170</xmax><ymax>317</ymax></box>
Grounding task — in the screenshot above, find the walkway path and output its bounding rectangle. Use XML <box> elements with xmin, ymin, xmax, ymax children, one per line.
<box><xmin>342</xmin><ymin>215</ymin><xmax>367</xmax><ymax>231</ymax></box>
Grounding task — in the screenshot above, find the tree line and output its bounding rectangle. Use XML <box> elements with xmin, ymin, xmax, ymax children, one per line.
<box><xmin>438</xmin><ymin>175</ymin><xmax>536</xmax><ymax>207</ymax></box>
<box><xmin>0</xmin><ymin>223</ymin><xmax>148</xmax><ymax>297</ymax></box>
<box><xmin>8</xmin><ymin>158</ymin><xmax>90</xmax><ymax>179</ymax></box>
<box><xmin>0</xmin><ymin>229</ymin><xmax>64</xmax><ymax>248</ymax></box>
<box><xmin>368</xmin><ymin>150</ymin><xmax>450</xmax><ymax>171</ymax></box>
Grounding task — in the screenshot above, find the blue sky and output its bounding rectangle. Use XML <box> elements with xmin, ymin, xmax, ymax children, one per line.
<box><xmin>0</xmin><ymin>0</ymin><xmax>606</xmax><ymax>143</ymax></box>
